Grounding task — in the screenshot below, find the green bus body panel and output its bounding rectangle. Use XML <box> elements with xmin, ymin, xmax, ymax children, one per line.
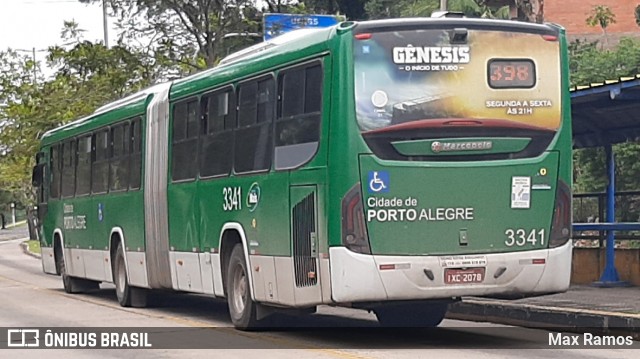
<box><xmin>325</xmin><ymin>27</ymin><xmax>361</xmax><ymax>248</ymax></box>
<box><xmin>168</xmin><ymin>173</ymin><xmax>292</xmax><ymax>255</ymax></box>
<box><xmin>359</xmin><ymin>152</ymin><xmax>559</xmax><ymax>255</ymax></box>
<box><xmin>557</xmin><ymin>25</ymin><xmax>574</xmax><ymax>200</ymax></box>
<box><xmin>168</xmin><ymin>171</ymin><xmax>330</xmax><ymax>256</ymax></box>
<box><xmin>52</xmin><ymin>191</ymin><xmax>146</xmax><ymax>251</ymax></box>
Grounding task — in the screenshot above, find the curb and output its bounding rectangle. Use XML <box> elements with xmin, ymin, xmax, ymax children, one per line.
<box><xmin>20</xmin><ymin>240</ymin><xmax>42</xmax><ymax>259</ymax></box>
<box><xmin>447</xmin><ymin>299</ymin><xmax>640</xmax><ymax>339</ymax></box>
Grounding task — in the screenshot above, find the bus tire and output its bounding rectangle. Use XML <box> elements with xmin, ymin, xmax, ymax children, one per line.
<box><xmin>226</xmin><ymin>244</ymin><xmax>259</xmax><ymax>330</ymax></box>
<box><xmin>113</xmin><ymin>242</ymin><xmax>147</xmax><ymax>308</ymax></box>
<box><xmin>56</xmin><ymin>247</ymin><xmax>99</xmax><ymax>293</ymax></box>
<box><xmin>374</xmin><ymin>302</ymin><xmax>449</xmax><ymax>327</ymax></box>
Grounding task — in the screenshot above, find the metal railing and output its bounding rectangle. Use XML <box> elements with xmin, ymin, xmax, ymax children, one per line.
<box><xmin>573</xmin><ymin>190</ymin><xmax>640</xmax><ymax>248</ymax></box>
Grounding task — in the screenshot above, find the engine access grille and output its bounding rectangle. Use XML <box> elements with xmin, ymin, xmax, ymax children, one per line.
<box><xmin>292</xmin><ymin>192</ymin><xmax>317</xmax><ymax>287</ymax></box>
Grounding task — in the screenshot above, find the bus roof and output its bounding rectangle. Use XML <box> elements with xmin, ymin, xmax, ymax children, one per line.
<box><xmin>352</xmin><ymin>17</ymin><xmax>562</xmax><ymax>35</ymax></box>
<box><xmin>39</xmin><ymin>85</ymin><xmax>158</xmax><ymax>146</ymax></box>
<box><xmin>169</xmin><ymin>25</ymin><xmax>335</xmax><ymax>100</ymax></box>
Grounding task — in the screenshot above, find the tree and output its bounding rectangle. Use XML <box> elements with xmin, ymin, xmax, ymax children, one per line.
<box><xmin>364</xmin><ymin>0</ymin><xmax>509</xmax><ymax>20</ymax></box>
<box><xmin>80</xmin><ymin>0</ymin><xmax>267</xmax><ymax>74</ymax></box>
<box><xmin>569</xmin><ymin>37</ymin><xmax>640</xmax><ymax>87</ymax></box>
<box><xmin>448</xmin><ymin>0</ymin><xmax>510</xmax><ymax>19</ymax></box>
<box><xmin>514</xmin><ymin>0</ymin><xmax>543</xmax><ymax>23</ymax></box>
<box><xmin>0</xmin><ymin>50</ymin><xmax>44</xmax><ymax>205</ymax></box>
<box><xmin>0</xmin><ymin>22</ymin><xmax>153</xmax><ymax>206</ymax></box>
<box><xmin>304</xmin><ymin>0</ymin><xmax>367</xmax><ymax>20</ymax></box>
<box><xmin>586</xmin><ymin>5</ymin><xmax>616</xmax><ymax>46</ymax></box>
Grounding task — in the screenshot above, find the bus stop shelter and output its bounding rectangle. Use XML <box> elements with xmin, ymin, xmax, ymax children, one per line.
<box><xmin>571</xmin><ymin>74</ymin><xmax>640</xmax><ymax>286</ymax></box>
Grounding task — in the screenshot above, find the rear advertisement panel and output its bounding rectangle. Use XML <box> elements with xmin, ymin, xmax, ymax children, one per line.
<box><xmin>353</xmin><ymin>29</ymin><xmax>561</xmax><ymax>132</ymax></box>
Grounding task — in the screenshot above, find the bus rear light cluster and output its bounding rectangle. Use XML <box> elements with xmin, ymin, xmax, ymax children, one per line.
<box><xmin>354</xmin><ymin>33</ymin><xmax>372</xmax><ymax>40</ymax></box>
<box><xmin>341</xmin><ymin>184</ymin><xmax>372</xmax><ymax>254</ymax></box>
<box><xmin>549</xmin><ymin>180</ymin><xmax>572</xmax><ymax>248</ymax></box>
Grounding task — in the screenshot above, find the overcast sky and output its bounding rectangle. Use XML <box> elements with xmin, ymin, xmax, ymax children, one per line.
<box><xmin>0</xmin><ymin>0</ymin><xmax>116</xmax><ymax>55</ymax></box>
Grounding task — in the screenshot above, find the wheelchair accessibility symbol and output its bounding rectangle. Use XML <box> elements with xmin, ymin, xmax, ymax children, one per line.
<box><xmin>368</xmin><ymin>171</ymin><xmax>389</xmax><ymax>193</ymax></box>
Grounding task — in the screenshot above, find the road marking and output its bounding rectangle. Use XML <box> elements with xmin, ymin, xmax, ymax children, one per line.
<box><xmin>0</xmin><ymin>273</ymin><xmax>371</xmax><ymax>358</ymax></box>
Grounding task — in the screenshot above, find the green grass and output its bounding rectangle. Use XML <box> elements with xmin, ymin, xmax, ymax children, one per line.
<box><xmin>25</xmin><ymin>240</ymin><xmax>41</xmax><ymax>254</ymax></box>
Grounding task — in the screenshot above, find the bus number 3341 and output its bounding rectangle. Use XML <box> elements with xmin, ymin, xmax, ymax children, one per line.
<box><xmin>223</xmin><ymin>187</ymin><xmax>242</xmax><ymax>211</ymax></box>
<box><xmin>504</xmin><ymin>228</ymin><xmax>545</xmax><ymax>246</ymax></box>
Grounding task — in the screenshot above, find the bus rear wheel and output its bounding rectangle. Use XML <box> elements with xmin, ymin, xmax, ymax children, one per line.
<box><xmin>226</xmin><ymin>244</ymin><xmax>260</xmax><ymax>330</ymax></box>
<box><xmin>374</xmin><ymin>302</ymin><xmax>449</xmax><ymax>327</ymax></box>
<box><xmin>113</xmin><ymin>242</ymin><xmax>147</xmax><ymax>308</ymax></box>
<box><xmin>55</xmin><ymin>246</ymin><xmax>98</xmax><ymax>293</ymax></box>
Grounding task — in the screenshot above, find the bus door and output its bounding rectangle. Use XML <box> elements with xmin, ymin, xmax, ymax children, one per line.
<box><xmin>33</xmin><ymin>150</ymin><xmax>57</xmax><ymax>275</ymax></box>
<box><xmin>31</xmin><ymin>151</ymin><xmax>47</xmax><ymax>240</ymax></box>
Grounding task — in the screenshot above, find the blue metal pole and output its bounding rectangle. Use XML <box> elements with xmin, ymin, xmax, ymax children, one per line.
<box><xmin>599</xmin><ymin>144</ymin><xmax>620</xmax><ymax>283</ymax></box>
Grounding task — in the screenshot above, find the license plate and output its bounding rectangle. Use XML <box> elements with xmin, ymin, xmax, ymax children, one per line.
<box><xmin>444</xmin><ymin>268</ymin><xmax>485</xmax><ymax>284</ymax></box>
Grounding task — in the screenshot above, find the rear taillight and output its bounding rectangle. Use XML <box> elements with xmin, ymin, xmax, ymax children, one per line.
<box><xmin>549</xmin><ymin>180</ymin><xmax>572</xmax><ymax>247</ymax></box>
<box><xmin>341</xmin><ymin>184</ymin><xmax>371</xmax><ymax>254</ymax></box>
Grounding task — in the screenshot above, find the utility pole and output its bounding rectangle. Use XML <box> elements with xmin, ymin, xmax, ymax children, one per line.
<box><xmin>32</xmin><ymin>47</ymin><xmax>37</xmax><ymax>83</ymax></box>
<box><xmin>440</xmin><ymin>0</ymin><xmax>447</xmax><ymax>11</ymax></box>
<box><xmin>103</xmin><ymin>0</ymin><xmax>109</xmax><ymax>48</ymax></box>
<box><xmin>10</xmin><ymin>203</ymin><xmax>15</xmax><ymax>227</ymax></box>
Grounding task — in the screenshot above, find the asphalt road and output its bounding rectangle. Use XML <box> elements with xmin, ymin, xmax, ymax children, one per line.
<box><xmin>0</xmin><ymin>237</ymin><xmax>638</xmax><ymax>358</ymax></box>
<box><xmin>0</xmin><ymin>225</ymin><xmax>29</xmax><ymax>241</ymax></box>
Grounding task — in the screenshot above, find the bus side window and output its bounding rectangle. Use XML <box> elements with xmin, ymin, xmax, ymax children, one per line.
<box><xmin>110</xmin><ymin>122</ymin><xmax>130</xmax><ymax>191</ymax></box>
<box><xmin>275</xmin><ymin>62</ymin><xmax>323</xmax><ymax>170</ymax></box>
<box><xmin>92</xmin><ymin>129</ymin><xmax>110</xmax><ymax>194</ymax></box>
<box><xmin>200</xmin><ymin>87</ymin><xmax>235</xmax><ymax>178</ymax></box>
<box><xmin>130</xmin><ymin>118</ymin><xmax>142</xmax><ymax>190</ymax></box>
<box><xmin>235</xmin><ymin>77</ymin><xmax>274</xmax><ymax>174</ymax></box>
<box><xmin>50</xmin><ymin>145</ymin><xmax>61</xmax><ymax>199</ymax></box>
<box><xmin>61</xmin><ymin>140</ymin><xmax>77</xmax><ymax>198</ymax></box>
<box><xmin>76</xmin><ymin>135</ymin><xmax>92</xmax><ymax>196</ymax></box>
<box><xmin>172</xmin><ymin>100</ymin><xmax>199</xmax><ymax>181</ymax></box>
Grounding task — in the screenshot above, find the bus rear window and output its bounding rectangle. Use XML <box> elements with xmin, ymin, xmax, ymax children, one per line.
<box><xmin>353</xmin><ymin>29</ymin><xmax>561</xmax><ymax>133</ymax></box>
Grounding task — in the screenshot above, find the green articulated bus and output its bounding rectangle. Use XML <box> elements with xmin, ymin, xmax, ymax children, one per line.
<box><xmin>32</xmin><ymin>15</ymin><xmax>573</xmax><ymax>330</ymax></box>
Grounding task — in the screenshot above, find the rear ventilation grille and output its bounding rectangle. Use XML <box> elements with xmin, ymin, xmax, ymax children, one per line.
<box><xmin>292</xmin><ymin>192</ymin><xmax>318</xmax><ymax>287</ymax></box>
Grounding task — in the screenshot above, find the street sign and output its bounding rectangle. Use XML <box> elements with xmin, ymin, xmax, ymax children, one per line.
<box><xmin>263</xmin><ymin>13</ymin><xmax>344</xmax><ymax>41</ymax></box>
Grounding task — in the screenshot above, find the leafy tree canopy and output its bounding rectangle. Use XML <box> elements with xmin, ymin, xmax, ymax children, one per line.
<box><xmin>0</xmin><ymin>22</ymin><xmax>153</xmax><ymax>205</ymax></box>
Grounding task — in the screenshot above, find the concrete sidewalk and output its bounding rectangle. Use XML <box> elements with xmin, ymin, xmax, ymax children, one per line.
<box><xmin>447</xmin><ymin>285</ymin><xmax>640</xmax><ymax>338</ymax></box>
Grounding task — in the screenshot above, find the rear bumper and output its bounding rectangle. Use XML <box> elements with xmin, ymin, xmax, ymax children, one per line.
<box><xmin>329</xmin><ymin>241</ymin><xmax>572</xmax><ymax>303</ymax></box>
